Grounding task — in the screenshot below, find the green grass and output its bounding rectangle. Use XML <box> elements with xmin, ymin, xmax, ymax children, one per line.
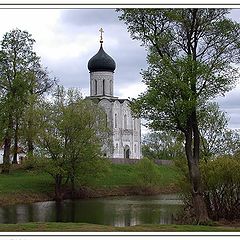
<box><xmin>0</xmin><ymin>169</ymin><xmax>53</xmax><ymax>194</ymax></box>
<box><xmin>95</xmin><ymin>164</ymin><xmax>180</xmax><ymax>188</ymax></box>
<box><xmin>0</xmin><ymin>164</ymin><xmax>179</xmax><ymax>193</ymax></box>
<box><xmin>0</xmin><ymin>163</ymin><xmax>180</xmax><ymax>205</ymax></box>
<box><xmin>0</xmin><ymin>222</ymin><xmax>239</xmax><ymax>232</ymax></box>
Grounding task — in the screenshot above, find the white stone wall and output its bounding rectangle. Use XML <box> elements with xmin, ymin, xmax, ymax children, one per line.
<box><xmin>90</xmin><ymin>71</ymin><xmax>114</xmax><ymax>97</ymax></box>
<box><xmin>98</xmin><ymin>98</ymin><xmax>141</xmax><ymax>159</ymax></box>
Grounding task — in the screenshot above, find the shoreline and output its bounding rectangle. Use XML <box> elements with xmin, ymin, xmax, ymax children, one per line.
<box><xmin>0</xmin><ymin>184</ymin><xmax>179</xmax><ymax>207</ymax></box>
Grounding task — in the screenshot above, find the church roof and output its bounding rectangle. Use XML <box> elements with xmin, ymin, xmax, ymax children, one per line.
<box><xmin>88</xmin><ymin>44</ymin><xmax>116</xmax><ymax>72</ymax></box>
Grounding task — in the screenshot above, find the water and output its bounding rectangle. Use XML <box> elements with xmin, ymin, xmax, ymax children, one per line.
<box><xmin>0</xmin><ymin>194</ymin><xmax>183</xmax><ymax>226</ymax></box>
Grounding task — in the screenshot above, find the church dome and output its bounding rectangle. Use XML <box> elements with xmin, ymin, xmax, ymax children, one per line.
<box><xmin>88</xmin><ymin>44</ymin><xmax>116</xmax><ymax>72</ymax></box>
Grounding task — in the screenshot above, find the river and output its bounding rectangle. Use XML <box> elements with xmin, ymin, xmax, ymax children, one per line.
<box><xmin>0</xmin><ymin>194</ymin><xmax>183</xmax><ymax>226</ymax></box>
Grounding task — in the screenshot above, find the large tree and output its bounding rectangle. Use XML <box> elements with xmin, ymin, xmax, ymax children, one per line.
<box><xmin>0</xmin><ymin>29</ymin><xmax>54</xmax><ymax>172</ymax></box>
<box><xmin>118</xmin><ymin>9</ymin><xmax>240</xmax><ymax>223</ymax></box>
<box><xmin>36</xmin><ymin>87</ymin><xmax>111</xmax><ymax>201</ymax></box>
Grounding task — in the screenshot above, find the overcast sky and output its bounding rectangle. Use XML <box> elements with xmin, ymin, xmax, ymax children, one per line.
<box><xmin>0</xmin><ymin>8</ymin><xmax>239</xmax><ymax>130</ymax></box>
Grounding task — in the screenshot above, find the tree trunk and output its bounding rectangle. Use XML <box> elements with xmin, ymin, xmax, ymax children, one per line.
<box><xmin>28</xmin><ymin>140</ymin><xmax>34</xmax><ymax>154</ymax></box>
<box><xmin>2</xmin><ymin>116</ymin><xmax>13</xmax><ymax>174</ymax></box>
<box><xmin>185</xmin><ymin>114</ymin><xmax>209</xmax><ymax>224</ymax></box>
<box><xmin>2</xmin><ymin>135</ymin><xmax>11</xmax><ymax>174</ymax></box>
<box><xmin>55</xmin><ymin>174</ymin><xmax>63</xmax><ymax>202</ymax></box>
<box><xmin>27</xmin><ymin>118</ymin><xmax>34</xmax><ymax>156</ymax></box>
<box><xmin>12</xmin><ymin>120</ymin><xmax>19</xmax><ymax>164</ymax></box>
<box><xmin>70</xmin><ymin>174</ymin><xmax>75</xmax><ymax>199</ymax></box>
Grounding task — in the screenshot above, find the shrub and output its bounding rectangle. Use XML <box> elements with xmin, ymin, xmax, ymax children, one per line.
<box><xmin>21</xmin><ymin>155</ymin><xmax>39</xmax><ymax>170</ymax></box>
<box><xmin>201</xmin><ymin>156</ymin><xmax>240</xmax><ymax>221</ymax></box>
<box><xmin>135</xmin><ymin>157</ymin><xmax>161</xmax><ymax>189</ymax></box>
<box><xmin>175</xmin><ymin>155</ymin><xmax>240</xmax><ymax>222</ymax></box>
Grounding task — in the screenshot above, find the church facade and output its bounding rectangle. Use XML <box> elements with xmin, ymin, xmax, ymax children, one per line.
<box><xmin>87</xmin><ymin>34</ymin><xmax>141</xmax><ymax>160</ymax></box>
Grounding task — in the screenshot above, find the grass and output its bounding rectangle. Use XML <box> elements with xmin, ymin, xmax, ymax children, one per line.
<box><xmin>95</xmin><ymin>164</ymin><xmax>180</xmax><ymax>188</ymax></box>
<box><xmin>0</xmin><ymin>222</ymin><xmax>239</xmax><ymax>232</ymax></box>
<box><xmin>0</xmin><ymin>163</ymin><xmax>180</xmax><ymax>205</ymax></box>
<box><xmin>0</xmin><ymin>169</ymin><xmax>53</xmax><ymax>194</ymax></box>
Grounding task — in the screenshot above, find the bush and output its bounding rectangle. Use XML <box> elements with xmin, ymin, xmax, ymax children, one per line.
<box><xmin>201</xmin><ymin>156</ymin><xmax>240</xmax><ymax>221</ymax></box>
<box><xmin>175</xmin><ymin>155</ymin><xmax>240</xmax><ymax>223</ymax></box>
<box><xmin>21</xmin><ymin>155</ymin><xmax>39</xmax><ymax>170</ymax></box>
<box><xmin>135</xmin><ymin>157</ymin><xmax>161</xmax><ymax>189</ymax></box>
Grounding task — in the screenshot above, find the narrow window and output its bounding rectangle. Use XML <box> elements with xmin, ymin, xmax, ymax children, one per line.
<box><xmin>103</xmin><ymin>79</ymin><xmax>105</xmax><ymax>95</ymax></box>
<box><xmin>133</xmin><ymin>119</ymin><xmax>136</xmax><ymax>130</ymax></box>
<box><xmin>124</xmin><ymin>114</ymin><xmax>127</xmax><ymax>129</ymax></box>
<box><xmin>114</xmin><ymin>113</ymin><xmax>117</xmax><ymax>128</ymax></box>
<box><xmin>95</xmin><ymin>80</ymin><xmax>97</xmax><ymax>95</ymax></box>
<box><xmin>134</xmin><ymin>144</ymin><xmax>137</xmax><ymax>153</ymax></box>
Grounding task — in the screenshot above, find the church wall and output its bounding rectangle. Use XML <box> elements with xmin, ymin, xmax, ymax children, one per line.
<box><xmin>92</xmin><ymin>97</ymin><xmax>141</xmax><ymax>160</ymax></box>
<box><xmin>111</xmin><ymin>100</ymin><xmax>141</xmax><ymax>159</ymax></box>
<box><xmin>98</xmin><ymin>99</ymin><xmax>114</xmax><ymax>157</ymax></box>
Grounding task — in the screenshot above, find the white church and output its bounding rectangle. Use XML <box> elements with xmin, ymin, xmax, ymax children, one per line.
<box><xmin>87</xmin><ymin>29</ymin><xmax>141</xmax><ymax>160</ymax></box>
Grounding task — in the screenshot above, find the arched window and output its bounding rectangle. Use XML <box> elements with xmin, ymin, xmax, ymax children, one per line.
<box><xmin>114</xmin><ymin>113</ymin><xmax>117</xmax><ymax>128</ymax></box>
<box><xmin>95</xmin><ymin>80</ymin><xmax>97</xmax><ymax>95</ymax></box>
<box><xmin>134</xmin><ymin>144</ymin><xmax>137</xmax><ymax>153</ymax></box>
<box><xmin>133</xmin><ymin>118</ymin><xmax>136</xmax><ymax>130</ymax></box>
<box><xmin>124</xmin><ymin>145</ymin><xmax>130</xmax><ymax>159</ymax></box>
<box><xmin>124</xmin><ymin>114</ymin><xmax>127</xmax><ymax>129</ymax></box>
<box><xmin>103</xmin><ymin>79</ymin><xmax>105</xmax><ymax>95</ymax></box>
<box><xmin>116</xmin><ymin>143</ymin><xmax>118</xmax><ymax>152</ymax></box>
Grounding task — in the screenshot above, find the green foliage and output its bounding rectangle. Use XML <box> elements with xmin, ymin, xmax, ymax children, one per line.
<box><xmin>198</xmin><ymin>102</ymin><xmax>240</xmax><ymax>160</ymax></box>
<box><xmin>35</xmin><ymin>86</ymin><xmax>111</xmax><ymax>198</ymax></box>
<box><xmin>119</xmin><ymin>8</ymin><xmax>240</xmax><ymax>222</ymax></box>
<box><xmin>176</xmin><ymin>155</ymin><xmax>240</xmax><ymax>222</ymax></box>
<box><xmin>21</xmin><ymin>155</ymin><xmax>38</xmax><ymax>170</ymax></box>
<box><xmin>201</xmin><ymin>156</ymin><xmax>240</xmax><ymax>220</ymax></box>
<box><xmin>135</xmin><ymin>158</ymin><xmax>161</xmax><ymax>188</ymax></box>
<box><xmin>76</xmin><ymin>158</ymin><xmax>111</xmax><ymax>186</ymax></box>
<box><xmin>142</xmin><ymin>131</ymin><xmax>185</xmax><ymax>160</ymax></box>
<box><xmin>0</xmin><ymin>28</ymin><xmax>54</xmax><ymax>172</ymax></box>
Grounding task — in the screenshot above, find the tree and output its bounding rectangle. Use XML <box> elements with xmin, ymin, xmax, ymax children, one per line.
<box><xmin>142</xmin><ymin>131</ymin><xmax>185</xmax><ymax>160</ymax></box>
<box><xmin>199</xmin><ymin>102</ymin><xmax>240</xmax><ymax>160</ymax></box>
<box><xmin>0</xmin><ymin>29</ymin><xmax>54</xmax><ymax>172</ymax></box>
<box><xmin>198</xmin><ymin>102</ymin><xmax>228</xmax><ymax>161</ymax></box>
<box><xmin>36</xmin><ymin>86</ymin><xmax>111</xmax><ymax>201</ymax></box>
<box><xmin>118</xmin><ymin>9</ymin><xmax>240</xmax><ymax>223</ymax></box>
<box><xmin>135</xmin><ymin>157</ymin><xmax>161</xmax><ymax>191</ymax></box>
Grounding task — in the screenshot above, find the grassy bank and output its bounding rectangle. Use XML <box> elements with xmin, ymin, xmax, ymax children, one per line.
<box><xmin>0</xmin><ymin>222</ymin><xmax>239</xmax><ymax>232</ymax></box>
<box><xmin>0</xmin><ymin>164</ymin><xmax>180</xmax><ymax>206</ymax></box>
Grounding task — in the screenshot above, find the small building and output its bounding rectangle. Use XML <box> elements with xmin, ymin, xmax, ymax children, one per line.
<box><xmin>87</xmin><ymin>30</ymin><xmax>141</xmax><ymax>160</ymax></box>
<box><xmin>0</xmin><ymin>146</ymin><xmax>26</xmax><ymax>164</ymax></box>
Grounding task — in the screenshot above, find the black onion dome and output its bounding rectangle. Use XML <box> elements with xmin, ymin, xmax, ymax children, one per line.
<box><xmin>88</xmin><ymin>44</ymin><xmax>116</xmax><ymax>72</ymax></box>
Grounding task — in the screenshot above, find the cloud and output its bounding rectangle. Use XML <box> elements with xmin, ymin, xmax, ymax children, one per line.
<box><xmin>60</xmin><ymin>9</ymin><xmax>121</xmax><ymax>27</ymax></box>
<box><xmin>0</xmin><ymin>8</ymin><xmax>239</xmax><ymax>131</ymax></box>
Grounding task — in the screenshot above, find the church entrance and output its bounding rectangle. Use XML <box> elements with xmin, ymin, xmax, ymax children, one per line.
<box><xmin>124</xmin><ymin>145</ymin><xmax>130</xmax><ymax>159</ymax></box>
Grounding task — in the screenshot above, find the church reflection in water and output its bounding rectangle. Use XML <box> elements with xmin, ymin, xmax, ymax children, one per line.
<box><xmin>0</xmin><ymin>194</ymin><xmax>182</xmax><ymax>226</ymax></box>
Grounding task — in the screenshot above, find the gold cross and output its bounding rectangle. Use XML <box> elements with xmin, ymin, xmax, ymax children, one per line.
<box><xmin>99</xmin><ymin>28</ymin><xmax>104</xmax><ymax>43</ymax></box>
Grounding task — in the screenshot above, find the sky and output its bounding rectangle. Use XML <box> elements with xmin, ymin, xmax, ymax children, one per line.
<box><xmin>0</xmin><ymin>8</ymin><xmax>239</xmax><ymax>131</ymax></box>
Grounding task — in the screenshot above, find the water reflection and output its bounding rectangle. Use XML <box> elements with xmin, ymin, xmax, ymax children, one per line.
<box><xmin>0</xmin><ymin>194</ymin><xmax>182</xmax><ymax>226</ymax></box>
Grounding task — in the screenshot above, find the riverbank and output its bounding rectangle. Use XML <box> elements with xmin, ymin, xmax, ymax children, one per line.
<box><xmin>0</xmin><ymin>164</ymin><xmax>180</xmax><ymax>206</ymax></box>
<box><xmin>0</xmin><ymin>222</ymin><xmax>240</xmax><ymax>232</ymax></box>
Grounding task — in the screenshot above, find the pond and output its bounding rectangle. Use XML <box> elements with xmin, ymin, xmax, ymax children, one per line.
<box><xmin>0</xmin><ymin>194</ymin><xmax>183</xmax><ymax>226</ymax></box>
